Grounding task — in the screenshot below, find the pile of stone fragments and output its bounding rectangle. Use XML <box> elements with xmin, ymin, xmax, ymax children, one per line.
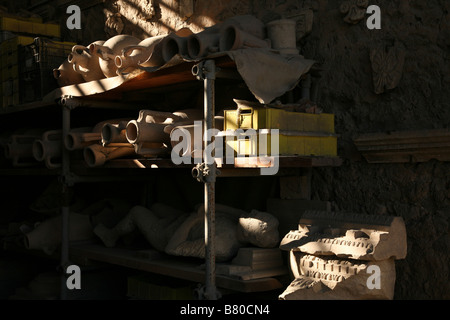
<box><xmin>279</xmin><ymin>211</ymin><xmax>407</xmax><ymax>300</ymax></box>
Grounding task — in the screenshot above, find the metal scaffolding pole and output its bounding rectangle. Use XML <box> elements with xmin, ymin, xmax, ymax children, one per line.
<box><xmin>192</xmin><ymin>59</ymin><xmax>220</xmax><ymax>300</ymax></box>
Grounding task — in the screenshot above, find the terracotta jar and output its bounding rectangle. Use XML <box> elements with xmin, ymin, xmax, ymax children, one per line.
<box><xmin>187</xmin><ymin>25</ymin><xmax>221</xmax><ymax>60</ymax></box>
<box><xmin>53</xmin><ymin>59</ymin><xmax>85</xmax><ymax>87</ymax></box>
<box><xmin>126</xmin><ymin>109</ymin><xmax>202</xmax><ymax>157</ymax></box>
<box><xmin>68</xmin><ymin>41</ymin><xmax>106</xmax><ymax>82</ymax></box>
<box><xmin>115</xmin><ymin>35</ymin><xmax>167</xmax><ymax>74</ymax></box>
<box><xmin>89</xmin><ymin>35</ymin><xmax>140</xmax><ymax>77</ymax></box>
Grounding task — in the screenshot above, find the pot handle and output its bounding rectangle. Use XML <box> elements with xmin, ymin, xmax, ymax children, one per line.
<box><xmin>122</xmin><ymin>45</ymin><xmax>146</xmax><ymax>57</ymax></box>
<box><xmin>71</xmin><ymin>45</ymin><xmax>88</xmax><ymax>54</ymax></box>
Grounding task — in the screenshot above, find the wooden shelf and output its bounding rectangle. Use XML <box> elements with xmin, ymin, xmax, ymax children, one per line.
<box><xmin>43</xmin><ymin>55</ymin><xmax>237</xmax><ymax>104</ymax></box>
<box><xmin>70</xmin><ymin>244</ymin><xmax>285</xmax><ymax>293</ymax></box>
<box><xmin>66</xmin><ymin>156</ymin><xmax>342</xmax><ymax>179</ymax></box>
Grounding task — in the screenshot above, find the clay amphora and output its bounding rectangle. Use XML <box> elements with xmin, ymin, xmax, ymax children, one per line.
<box><xmin>187</xmin><ymin>26</ymin><xmax>221</xmax><ymax>60</ymax></box>
<box><xmin>89</xmin><ymin>35</ymin><xmax>140</xmax><ymax>77</ymax></box>
<box><xmin>115</xmin><ymin>28</ymin><xmax>193</xmax><ymax>74</ymax></box>
<box><xmin>169</xmin><ymin>115</ymin><xmax>224</xmax><ymax>159</ymax></box>
<box><xmin>126</xmin><ymin>109</ymin><xmax>202</xmax><ymax>157</ymax></box>
<box><xmin>188</xmin><ymin>15</ymin><xmax>266</xmax><ymax>59</ymax></box>
<box><xmin>4</xmin><ymin>130</ymin><xmax>44</xmax><ymax>167</ymax></box>
<box><xmin>126</xmin><ymin>109</ymin><xmax>203</xmax><ymax>145</ymax></box>
<box><xmin>68</xmin><ymin>41</ymin><xmax>106</xmax><ymax>82</ymax></box>
<box><xmin>159</xmin><ymin>32</ymin><xmax>192</xmax><ymax>63</ymax></box>
<box><xmin>115</xmin><ymin>35</ymin><xmax>166</xmax><ymax>74</ymax></box>
<box><xmin>219</xmin><ymin>25</ymin><xmax>271</xmax><ymax>52</ymax></box>
<box><xmin>53</xmin><ymin>59</ymin><xmax>85</xmax><ymax>87</ymax></box>
<box><xmin>32</xmin><ymin>130</ymin><xmax>62</xmax><ymax>169</ymax></box>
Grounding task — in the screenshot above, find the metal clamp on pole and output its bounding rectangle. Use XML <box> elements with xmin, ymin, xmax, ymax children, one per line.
<box><xmin>191</xmin><ymin>60</ymin><xmax>221</xmax><ymax>300</ymax></box>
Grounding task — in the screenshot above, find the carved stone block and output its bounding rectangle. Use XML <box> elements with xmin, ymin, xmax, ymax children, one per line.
<box><xmin>280</xmin><ymin>211</ymin><xmax>407</xmax><ymax>261</ymax></box>
<box><xmin>279</xmin><ymin>252</ymin><xmax>396</xmax><ymax>300</ymax></box>
<box><xmin>370</xmin><ymin>45</ymin><xmax>406</xmax><ymax>94</ymax></box>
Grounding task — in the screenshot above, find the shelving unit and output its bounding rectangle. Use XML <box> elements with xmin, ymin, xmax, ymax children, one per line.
<box><xmin>0</xmin><ymin>52</ymin><xmax>342</xmax><ymax>300</ymax></box>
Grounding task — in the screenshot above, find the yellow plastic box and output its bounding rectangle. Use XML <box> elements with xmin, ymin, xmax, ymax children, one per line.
<box><xmin>224</xmin><ymin>105</ymin><xmax>335</xmax><ymax>133</ymax></box>
<box><xmin>221</xmin><ymin>129</ymin><xmax>338</xmax><ymax>157</ymax></box>
<box><xmin>0</xmin><ymin>16</ymin><xmax>60</xmax><ymax>38</ymax></box>
<box><xmin>0</xmin><ymin>17</ymin><xmax>19</xmax><ymax>32</ymax></box>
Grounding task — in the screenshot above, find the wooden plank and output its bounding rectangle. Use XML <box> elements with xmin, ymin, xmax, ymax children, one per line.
<box><xmin>354</xmin><ymin>129</ymin><xmax>450</xmax><ymax>163</ymax></box>
<box><xmin>69</xmin><ymin>244</ymin><xmax>283</xmax><ymax>293</ymax></box>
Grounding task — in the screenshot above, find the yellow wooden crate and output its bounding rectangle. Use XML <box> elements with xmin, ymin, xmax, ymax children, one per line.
<box><xmin>0</xmin><ymin>17</ymin><xmax>19</xmax><ymax>32</ymax></box>
<box><xmin>0</xmin><ymin>36</ymin><xmax>33</xmax><ymax>80</ymax></box>
<box><xmin>17</xmin><ymin>19</ymin><xmax>34</xmax><ymax>34</ymax></box>
<box><xmin>221</xmin><ymin>129</ymin><xmax>338</xmax><ymax>157</ymax></box>
<box><xmin>0</xmin><ymin>16</ymin><xmax>60</xmax><ymax>38</ymax></box>
<box><xmin>45</xmin><ymin>23</ymin><xmax>61</xmax><ymax>38</ymax></box>
<box><xmin>0</xmin><ymin>13</ymin><xmax>42</xmax><ymax>24</ymax></box>
<box><xmin>0</xmin><ymin>35</ymin><xmax>34</xmax><ymax>53</ymax></box>
<box><xmin>224</xmin><ymin>105</ymin><xmax>335</xmax><ymax>133</ymax></box>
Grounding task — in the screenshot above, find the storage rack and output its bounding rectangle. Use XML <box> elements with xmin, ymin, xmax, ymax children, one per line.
<box><xmin>0</xmin><ymin>53</ymin><xmax>342</xmax><ymax>300</ymax></box>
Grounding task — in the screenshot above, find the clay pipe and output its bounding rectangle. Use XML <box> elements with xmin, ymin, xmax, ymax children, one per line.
<box><xmin>65</xmin><ymin>127</ymin><xmax>102</xmax><ymax>151</ymax></box>
<box><xmin>83</xmin><ymin>144</ymin><xmax>136</xmax><ymax>167</ymax></box>
<box><xmin>101</xmin><ymin>120</ymin><xmax>130</xmax><ymax>146</ymax></box>
<box><xmin>219</xmin><ymin>25</ymin><xmax>271</xmax><ymax>52</ymax></box>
